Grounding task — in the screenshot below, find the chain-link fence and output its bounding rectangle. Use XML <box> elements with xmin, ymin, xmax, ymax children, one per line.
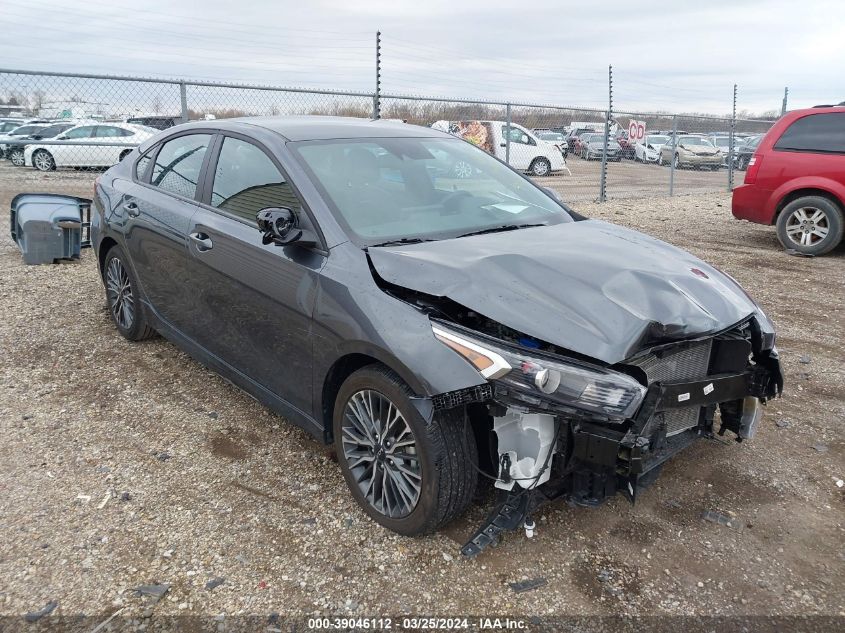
<box><xmin>0</xmin><ymin>68</ymin><xmax>777</xmax><ymax>203</ymax></box>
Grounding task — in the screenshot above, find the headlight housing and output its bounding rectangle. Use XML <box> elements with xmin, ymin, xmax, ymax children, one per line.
<box><xmin>432</xmin><ymin>324</ymin><xmax>646</xmax><ymax>420</ymax></box>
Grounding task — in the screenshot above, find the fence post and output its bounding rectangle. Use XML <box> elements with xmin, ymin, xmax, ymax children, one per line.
<box><xmin>599</xmin><ymin>64</ymin><xmax>612</xmax><ymax>202</ymax></box>
<box><xmin>669</xmin><ymin>114</ymin><xmax>677</xmax><ymax>196</ymax></box>
<box><xmin>179</xmin><ymin>81</ymin><xmax>188</xmax><ymax>123</ymax></box>
<box><xmin>728</xmin><ymin>83</ymin><xmax>737</xmax><ymax>191</ymax></box>
<box><xmin>781</xmin><ymin>86</ymin><xmax>788</xmax><ymax>116</ymax></box>
<box><xmin>505</xmin><ymin>103</ymin><xmax>511</xmax><ymax>165</ymax></box>
<box><xmin>373</xmin><ymin>30</ymin><xmax>381</xmax><ymax>119</ymax></box>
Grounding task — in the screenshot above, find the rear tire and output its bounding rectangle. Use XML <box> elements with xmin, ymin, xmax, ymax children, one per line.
<box><xmin>10</xmin><ymin>149</ymin><xmax>25</xmax><ymax>166</ymax></box>
<box><xmin>333</xmin><ymin>365</ymin><xmax>477</xmax><ymax>536</ymax></box>
<box><xmin>103</xmin><ymin>245</ymin><xmax>156</xmax><ymax>341</ymax></box>
<box><xmin>776</xmin><ymin>196</ymin><xmax>844</xmax><ymax>256</ymax></box>
<box><xmin>32</xmin><ymin>149</ymin><xmax>55</xmax><ymax>172</ymax></box>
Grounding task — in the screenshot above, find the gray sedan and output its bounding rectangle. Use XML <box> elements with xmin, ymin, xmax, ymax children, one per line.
<box><xmin>87</xmin><ymin>116</ymin><xmax>782</xmax><ymax>556</ymax></box>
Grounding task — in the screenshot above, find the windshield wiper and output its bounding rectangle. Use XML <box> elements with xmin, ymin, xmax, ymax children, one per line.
<box><xmin>369</xmin><ymin>237</ymin><xmax>436</xmax><ymax>248</ymax></box>
<box><xmin>456</xmin><ymin>223</ymin><xmax>546</xmax><ymax>239</ymax></box>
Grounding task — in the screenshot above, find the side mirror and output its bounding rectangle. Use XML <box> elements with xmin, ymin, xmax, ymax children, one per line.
<box><xmin>257</xmin><ymin>207</ymin><xmax>316</xmax><ymax>247</ymax></box>
<box><xmin>56</xmin><ymin>135</ymin><xmax>67</xmax><ymax>140</ymax></box>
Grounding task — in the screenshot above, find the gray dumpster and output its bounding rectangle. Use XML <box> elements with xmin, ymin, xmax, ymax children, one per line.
<box><xmin>10</xmin><ymin>193</ymin><xmax>92</xmax><ymax>265</ymax></box>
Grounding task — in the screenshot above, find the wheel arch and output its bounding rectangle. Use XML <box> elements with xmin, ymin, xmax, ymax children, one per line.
<box><xmin>319</xmin><ymin>350</ymin><xmax>428</xmax><ymax>443</ymax></box>
<box><xmin>98</xmin><ymin>236</ymin><xmax>119</xmax><ymax>279</ymax></box>
<box><xmin>773</xmin><ymin>185</ymin><xmax>845</xmax><ymax>225</ymax></box>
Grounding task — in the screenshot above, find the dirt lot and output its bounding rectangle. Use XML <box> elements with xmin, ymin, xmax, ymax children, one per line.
<box><xmin>0</xmin><ymin>165</ymin><xmax>843</xmax><ymax>628</ymax></box>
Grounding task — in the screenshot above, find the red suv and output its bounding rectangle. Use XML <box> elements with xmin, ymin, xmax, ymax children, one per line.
<box><xmin>732</xmin><ymin>106</ymin><xmax>845</xmax><ymax>255</ymax></box>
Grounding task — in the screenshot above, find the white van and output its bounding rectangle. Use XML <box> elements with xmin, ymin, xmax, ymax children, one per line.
<box><xmin>431</xmin><ymin>120</ymin><xmax>568</xmax><ymax>177</ymax></box>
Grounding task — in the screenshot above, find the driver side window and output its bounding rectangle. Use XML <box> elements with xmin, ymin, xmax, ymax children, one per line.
<box><xmin>64</xmin><ymin>126</ymin><xmax>95</xmax><ymax>139</ymax></box>
<box><xmin>210</xmin><ymin>136</ymin><xmax>300</xmax><ymax>225</ymax></box>
<box><xmin>502</xmin><ymin>126</ymin><xmax>534</xmax><ymax>145</ymax></box>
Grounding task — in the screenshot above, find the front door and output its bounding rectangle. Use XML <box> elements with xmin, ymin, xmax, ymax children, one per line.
<box><xmin>184</xmin><ymin>135</ymin><xmax>323</xmax><ymax>416</ymax></box>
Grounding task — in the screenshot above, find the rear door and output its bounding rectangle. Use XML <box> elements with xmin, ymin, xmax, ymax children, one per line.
<box><xmin>185</xmin><ymin>133</ymin><xmax>325</xmax><ymax>415</ymax></box>
<box><xmin>122</xmin><ymin>132</ymin><xmax>214</xmax><ymax>334</ymax></box>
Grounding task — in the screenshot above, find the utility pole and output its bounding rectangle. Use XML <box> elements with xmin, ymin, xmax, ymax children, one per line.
<box><xmin>373</xmin><ymin>30</ymin><xmax>381</xmax><ymax>119</ymax></box>
<box><xmin>781</xmin><ymin>86</ymin><xmax>789</xmax><ymax>116</ymax></box>
<box><xmin>728</xmin><ymin>83</ymin><xmax>737</xmax><ymax>191</ymax></box>
<box><xmin>599</xmin><ymin>64</ymin><xmax>612</xmax><ymax>202</ymax></box>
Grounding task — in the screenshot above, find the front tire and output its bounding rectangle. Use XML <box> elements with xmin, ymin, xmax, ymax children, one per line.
<box><xmin>103</xmin><ymin>245</ymin><xmax>156</xmax><ymax>341</ymax></box>
<box><xmin>334</xmin><ymin>365</ymin><xmax>477</xmax><ymax>536</ymax></box>
<box><xmin>32</xmin><ymin>149</ymin><xmax>55</xmax><ymax>172</ymax></box>
<box><xmin>674</xmin><ymin>153</ymin><xmax>682</xmax><ymax>170</ymax></box>
<box><xmin>776</xmin><ymin>196</ymin><xmax>844</xmax><ymax>256</ymax></box>
<box><xmin>529</xmin><ymin>157</ymin><xmax>551</xmax><ymax>176</ymax></box>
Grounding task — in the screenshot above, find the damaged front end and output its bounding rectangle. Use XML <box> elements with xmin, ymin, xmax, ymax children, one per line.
<box><xmin>426</xmin><ymin>317</ymin><xmax>783</xmax><ymax>557</ymax></box>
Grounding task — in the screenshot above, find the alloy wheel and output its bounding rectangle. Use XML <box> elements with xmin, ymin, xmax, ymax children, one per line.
<box><xmin>106</xmin><ymin>257</ymin><xmax>135</xmax><ymax>330</ymax></box>
<box><xmin>341</xmin><ymin>389</ymin><xmax>421</xmax><ymax>519</ymax></box>
<box><xmin>784</xmin><ymin>207</ymin><xmax>830</xmax><ymax>248</ymax></box>
<box><xmin>10</xmin><ymin>151</ymin><xmax>24</xmax><ymax>166</ymax></box>
<box><xmin>33</xmin><ymin>151</ymin><xmax>54</xmax><ymax>171</ymax></box>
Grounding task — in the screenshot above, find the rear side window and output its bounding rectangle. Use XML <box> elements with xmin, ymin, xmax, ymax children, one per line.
<box><xmin>210</xmin><ymin>136</ymin><xmax>299</xmax><ymax>224</ymax></box>
<box><xmin>96</xmin><ymin>126</ymin><xmax>133</xmax><ymax>138</ymax></box>
<box><xmin>151</xmin><ymin>133</ymin><xmax>211</xmax><ymax>199</ymax></box>
<box><xmin>774</xmin><ymin>113</ymin><xmax>845</xmax><ymax>153</ymax></box>
<box><xmin>135</xmin><ymin>150</ymin><xmax>153</xmax><ymax>180</ymax></box>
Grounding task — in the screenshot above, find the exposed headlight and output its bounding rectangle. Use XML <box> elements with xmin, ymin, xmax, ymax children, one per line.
<box><xmin>432</xmin><ymin>324</ymin><xmax>646</xmax><ymax>419</ymax></box>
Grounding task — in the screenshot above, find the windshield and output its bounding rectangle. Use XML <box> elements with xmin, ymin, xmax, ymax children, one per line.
<box><xmin>33</xmin><ymin>123</ymin><xmax>72</xmax><ymax>137</ymax></box>
<box><xmin>645</xmin><ymin>135</ymin><xmax>668</xmax><ymax>145</ymax></box>
<box><xmin>537</xmin><ymin>132</ymin><xmax>564</xmax><ymax>141</ymax></box>
<box><xmin>291</xmin><ymin>137</ymin><xmax>571</xmax><ymax>246</ymax></box>
<box><xmin>678</xmin><ymin>136</ymin><xmax>713</xmax><ymax>146</ymax></box>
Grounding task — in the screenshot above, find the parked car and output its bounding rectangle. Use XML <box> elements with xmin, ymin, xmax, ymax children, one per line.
<box><xmin>0</xmin><ymin>123</ymin><xmax>53</xmax><ymax>158</ymax></box>
<box><xmin>532</xmin><ymin>129</ymin><xmax>568</xmax><ymax>158</ymax></box>
<box><xmin>634</xmin><ymin>134</ymin><xmax>670</xmax><ymax>163</ymax></box>
<box><xmin>659</xmin><ymin>135</ymin><xmax>722</xmax><ymax>170</ymax></box>
<box><xmin>4</xmin><ymin>122</ymin><xmax>77</xmax><ymax>166</ymax></box>
<box><xmin>579</xmin><ymin>133</ymin><xmax>622</xmax><ymax>161</ymax></box>
<box><xmin>126</xmin><ymin>115</ymin><xmax>180</xmax><ymax>130</ymax></box>
<box><xmin>566</xmin><ymin>126</ymin><xmax>601</xmax><ymax>153</ymax></box>
<box><xmin>24</xmin><ymin>122</ymin><xmax>156</xmax><ymax>171</ymax></box>
<box><xmin>432</xmin><ymin>120</ymin><xmax>566</xmax><ymax>176</ymax></box>
<box><xmin>732</xmin><ymin>105</ymin><xmax>845</xmax><ymax>255</ymax></box>
<box><xmin>613</xmin><ymin>129</ymin><xmax>636</xmax><ymax>159</ymax></box>
<box><xmin>85</xmin><ymin>116</ymin><xmax>781</xmax><ymax>552</ymax></box>
<box><xmin>733</xmin><ymin>134</ymin><xmax>763</xmax><ymax>170</ymax></box>
<box><xmin>707</xmin><ymin>134</ymin><xmax>736</xmax><ymax>165</ymax></box>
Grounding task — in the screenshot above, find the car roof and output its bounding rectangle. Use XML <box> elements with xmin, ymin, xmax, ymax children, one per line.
<box><xmin>224</xmin><ymin>116</ymin><xmax>448</xmax><ymax>141</ymax></box>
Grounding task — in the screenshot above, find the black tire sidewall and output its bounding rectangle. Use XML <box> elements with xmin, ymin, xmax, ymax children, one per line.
<box><xmin>333</xmin><ymin>367</ymin><xmax>441</xmax><ymax>536</ymax></box>
<box><xmin>776</xmin><ymin>196</ymin><xmax>844</xmax><ymax>255</ymax></box>
<box><xmin>103</xmin><ymin>245</ymin><xmax>149</xmax><ymax>340</ymax></box>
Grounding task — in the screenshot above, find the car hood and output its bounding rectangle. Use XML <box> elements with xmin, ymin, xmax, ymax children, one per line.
<box><xmin>680</xmin><ymin>144</ymin><xmax>718</xmax><ymax>154</ymax></box>
<box><xmin>368</xmin><ymin>220</ymin><xmax>759</xmax><ymax>364</ymax></box>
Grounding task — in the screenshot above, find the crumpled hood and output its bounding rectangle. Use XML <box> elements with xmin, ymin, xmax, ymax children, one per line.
<box><xmin>368</xmin><ymin>220</ymin><xmax>760</xmax><ymax>364</ymax></box>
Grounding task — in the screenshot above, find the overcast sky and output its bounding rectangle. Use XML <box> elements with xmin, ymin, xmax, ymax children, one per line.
<box><xmin>3</xmin><ymin>0</ymin><xmax>843</xmax><ymax>115</ymax></box>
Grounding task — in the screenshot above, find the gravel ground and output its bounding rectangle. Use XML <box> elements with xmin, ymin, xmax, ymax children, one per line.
<box><xmin>0</xmin><ymin>166</ymin><xmax>843</xmax><ymax>627</ymax></box>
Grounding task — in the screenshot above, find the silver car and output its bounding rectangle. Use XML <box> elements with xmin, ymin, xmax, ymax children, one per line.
<box><xmin>579</xmin><ymin>133</ymin><xmax>621</xmax><ymax>161</ymax></box>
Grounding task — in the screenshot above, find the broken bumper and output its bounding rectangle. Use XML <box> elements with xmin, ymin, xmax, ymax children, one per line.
<box><xmin>566</xmin><ymin>360</ymin><xmax>781</xmax><ymax>505</ymax></box>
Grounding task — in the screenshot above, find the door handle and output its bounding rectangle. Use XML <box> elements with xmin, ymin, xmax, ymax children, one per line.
<box><xmin>123</xmin><ymin>201</ymin><xmax>140</xmax><ymax>217</ymax></box>
<box><xmin>189</xmin><ymin>231</ymin><xmax>213</xmax><ymax>251</ymax></box>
